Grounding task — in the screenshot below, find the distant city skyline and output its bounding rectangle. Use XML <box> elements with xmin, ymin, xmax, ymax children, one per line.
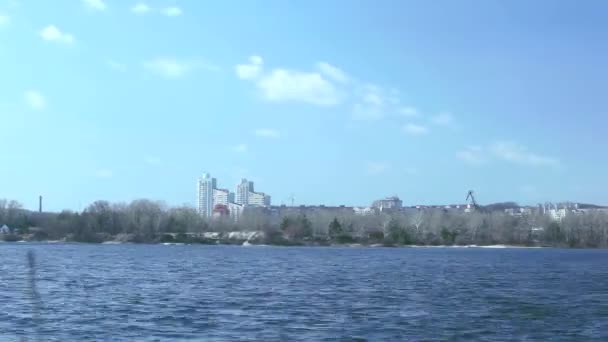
<box><xmin>2</xmin><ymin>1</ymin><xmax>608</xmax><ymax>212</ymax></box>
<box><xmin>197</xmin><ymin>173</ymin><xmax>270</xmax><ymax>220</ymax></box>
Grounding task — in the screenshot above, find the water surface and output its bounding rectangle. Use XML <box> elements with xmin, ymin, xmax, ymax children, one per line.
<box><xmin>1</xmin><ymin>243</ymin><xmax>607</xmax><ymax>341</ymax></box>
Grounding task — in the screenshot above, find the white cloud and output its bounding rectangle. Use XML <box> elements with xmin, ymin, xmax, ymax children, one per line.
<box><xmin>352</xmin><ymin>103</ymin><xmax>383</xmax><ymax>121</ymax></box>
<box><xmin>400</xmin><ymin>107</ymin><xmax>419</xmax><ymax>117</ymax></box>
<box><xmin>367</xmin><ymin>161</ymin><xmax>391</xmax><ymax>174</ymax></box>
<box><xmin>236</xmin><ymin>56</ymin><xmax>341</xmax><ymax>106</ymax></box>
<box><xmin>143</xmin><ymin>58</ymin><xmax>218</xmax><ymax>78</ymax></box>
<box><xmin>24</xmin><ymin>90</ymin><xmax>46</xmax><ymax>110</ymax></box>
<box><xmin>145</xmin><ymin>156</ymin><xmax>161</xmax><ymax>165</ymax></box>
<box><xmin>431</xmin><ymin>112</ymin><xmax>454</xmax><ymax>126</ymax></box>
<box><xmin>0</xmin><ymin>13</ymin><xmax>10</xmax><ymax>26</ymax></box>
<box><xmin>162</xmin><ymin>7</ymin><xmax>182</xmax><ymax>17</ymax></box>
<box><xmin>95</xmin><ymin>169</ymin><xmax>113</xmax><ymax>178</ymax></box>
<box><xmin>456</xmin><ymin>146</ymin><xmax>485</xmax><ymax>165</ymax></box>
<box><xmin>363</xmin><ymin>91</ymin><xmax>383</xmax><ymax>106</ymax></box>
<box><xmin>233</xmin><ymin>144</ymin><xmax>248</xmax><ymax>153</ymax></box>
<box><xmin>144</xmin><ymin>58</ymin><xmax>189</xmax><ymax>77</ymax></box>
<box><xmin>82</xmin><ymin>0</ymin><xmax>106</xmax><ymax>11</ymax></box>
<box><xmin>257</xmin><ymin>69</ymin><xmax>340</xmax><ymax>106</ymax></box>
<box><xmin>106</xmin><ymin>60</ymin><xmax>127</xmax><ymax>72</ymax></box>
<box><xmin>254</xmin><ymin>128</ymin><xmax>280</xmax><ymax>138</ymax></box>
<box><xmin>490</xmin><ymin>142</ymin><xmax>558</xmax><ymax>167</ymax></box>
<box><xmin>131</xmin><ymin>2</ymin><xmax>151</xmax><ymax>14</ymax></box>
<box><xmin>402</xmin><ymin>123</ymin><xmax>429</xmax><ymax>136</ymax></box>
<box><xmin>316</xmin><ymin>62</ymin><xmax>349</xmax><ymax>83</ymax></box>
<box><xmin>388</xmin><ymin>88</ymin><xmax>401</xmax><ymax>105</ymax></box>
<box><xmin>235</xmin><ymin>55</ymin><xmax>263</xmax><ymax>80</ymax></box>
<box><xmin>352</xmin><ymin>85</ymin><xmax>386</xmax><ymax>120</ymax></box>
<box><xmin>40</xmin><ymin>25</ymin><xmax>74</xmax><ymax>44</ymax></box>
<box><xmin>457</xmin><ymin>142</ymin><xmax>558</xmax><ymax>167</ymax></box>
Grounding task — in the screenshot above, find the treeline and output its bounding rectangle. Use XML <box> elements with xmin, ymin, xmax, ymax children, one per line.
<box><xmin>2</xmin><ymin>198</ymin><xmax>608</xmax><ymax>247</ymax></box>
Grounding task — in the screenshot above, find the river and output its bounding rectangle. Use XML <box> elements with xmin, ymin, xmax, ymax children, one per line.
<box><xmin>0</xmin><ymin>243</ymin><xmax>607</xmax><ymax>341</ymax></box>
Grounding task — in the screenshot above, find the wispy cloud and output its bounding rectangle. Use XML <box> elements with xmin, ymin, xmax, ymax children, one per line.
<box><xmin>143</xmin><ymin>57</ymin><xmax>218</xmax><ymax>78</ymax></box>
<box><xmin>254</xmin><ymin>128</ymin><xmax>280</xmax><ymax>138</ymax></box>
<box><xmin>351</xmin><ymin>85</ymin><xmax>417</xmax><ymax>121</ymax></box>
<box><xmin>235</xmin><ymin>55</ymin><xmax>263</xmax><ymax>80</ymax></box>
<box><xmin>490</xmin><ymin>142</ymin><xmax>559</xmax><ymax>167</ymax></box>
<box><xmin>431</xmin><ymin>112</ymin><xmax>454</xmax><ymax>126</ymax></box>
<box><xmin>144</xmin><ymin>156</ymin><xmax>161</xmax><ymax>165</ymax></box>
<box><xmin>367</xmin><ymin>161</ymin><xmax>391</xmax><ymax>175</ymax></box>
<box><xmin>235</xmin><ymin>56</ymin><xmax>342</xmax><ymax>106</ymax></box>
<box><xmin>95</xmin><ymin>169</ymin><xmax>113</xmax><ymax>178</ymax></box>
<box><xmin>400</xmin><ymin>107</ymin><xmax>419</xmax><ymax>118</ymax></box>
<box><xmin>40</xmin><ymin>25</ymin><xmax>74</xmax><ymax>44</ymax></box>
<box><xmin>24</xmin><ymin>90</ymin><xmax>46</xmax><ymax>110</ymax></box>
<box><xmin>106</xmin><ymin>59</ymin><xmax>127</xmax><ymax>72</ymax></box>
<box><xmin>144</xmin><ymin>58</ymin><xmax>190</xmax><ymax>78</ymax></box>
<box><xmin>234</xmin><ymin>55</ymin><xmax>455</xmax><ymax>134</ymax></box>
<box><xmin>131</xmin><ymin>2</ymin><xmax>150</xmax><ymax>14</ymax></box>
<box><xmin>316</xmin><ymin>62</ymin><xmax>349</xmax><ymax>83</ymax></box>
<box><xmin>0</xmin><ymin>13</ymin><xmax>10</xmax><ymax>26</ymax></box>
<box><xmin>162</xmin><ymin>7</ymin><xmax>182</xmax><ymax>17</ymax></box>
<box><xmin>456</xmin><ymin>146</ymin><xmax>485</xmax><ymax>165</ymax></box>
<box><xmin>402</xmin><ymin>123</ymin><xmax>429</xmax><ymax>136</ymax></box>
<box><xmin>352</xmin><ymin>85</ymin><xmax>385</xmax><ymax>120</ymax></box>
<box><xmin>457</xmin><ymin>142</ymin><xmax>559</xmax><ymax>167</ymax></box>
<box><xmin>82</xmin><ymin>0</ymin><xmax>106</xmax><ymax>11</ymax></box>
<box><xmin>232</xmin><ymin>144</ymin><xmax>248</xmax><ymax>153</ymax></box>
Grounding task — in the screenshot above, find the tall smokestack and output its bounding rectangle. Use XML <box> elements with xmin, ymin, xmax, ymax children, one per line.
<box><xmin>39</xmin><ymin>196</ymin><xmax>42</xmax><ymax>213</ymax></box>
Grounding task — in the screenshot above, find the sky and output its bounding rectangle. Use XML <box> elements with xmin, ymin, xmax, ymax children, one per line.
<box><xmin>1</xmin><ymin>0</ymin><xmax>608</xmax><ymax>211</ymax></box>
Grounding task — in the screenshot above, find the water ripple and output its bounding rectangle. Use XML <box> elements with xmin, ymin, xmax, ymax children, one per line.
<box><xmin>0</xmin><ymin>244</ymin><xmax>607</xmax><ymax>341</ymax></box>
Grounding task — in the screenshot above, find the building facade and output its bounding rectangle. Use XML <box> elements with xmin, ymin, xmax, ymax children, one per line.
<box><xmin>248</xmin><ymin>192</ymin><xmax>271</xmax><ymax>207</ymax></box>
<box><xmin>548</xmin><ymin>208</ymin><xmax>567</xmax><ymax>222</ymax></box>
<box><xmin>372</xmin><ymin>196</ymin><xmax>403</xmax><ymax>211</ymax></box>
<box><xmin>228</xmin><ymin>202</ymin><xmax>245</xmax><ymax>222</ymax></box>
<box><xmin>212</xmin><ymin>204</ymin><xmax>230</xmax><ymax>219</ymax></box>
<box><xmin>213</xmin><ymin>188</ymin><xmax>231</xmax><ymax>206</ymax></box>
<box><xmin>235</xmin><ymin>178</ymin><xmax>270</xmax><ymax>207</ymax></box>
<box><xmin>236</xmin><ymin>178</ymin><xmax>254</xmax><ymax>205</ymax></box>
<box><xmin>197</xmin><ymin>173</ymin><xmax>217</xmax><ymax>218</ymax></box>
<box><xmin>354</xmin><ymin>207</ymin><xmax>375</xmax><ymax>216</ymax></box>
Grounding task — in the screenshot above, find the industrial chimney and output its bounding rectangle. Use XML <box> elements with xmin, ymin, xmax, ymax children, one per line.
<box><xmin>39</xmin><ymin>196</ymin><xmax>43</xmax><ymax>213</ymax></box>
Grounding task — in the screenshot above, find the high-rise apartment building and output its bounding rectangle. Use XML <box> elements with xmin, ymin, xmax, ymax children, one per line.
<box><xmin>235</xmin><ymin>178</ymin><xmax>271</xmax><ymax>207</ymax></box>
<box><xmin>236</xmin><ymin>178</ymin><xmax>254</xmax><ymax>205</ymax></box>
<box><xmin>197</xmin><ymin>173</ymin><xmax>217</xmax><ymax>218</ymax></box>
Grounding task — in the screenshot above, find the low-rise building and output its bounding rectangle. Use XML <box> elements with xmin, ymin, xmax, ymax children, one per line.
<box><xmin>548</xmin><ymin>208</ymin><xmax>567</xmax><ymax>222</ymax></box>
<box><xmin>213</xmin><ymin>188</ymin><xmax>231</xmax><ymax>206</ymax></box>
<box><xmin>228</xmin><ymin>202</ymin><xmax>245</xmax><ymax>222</ymax></box>
<box><xmin>249</xmin><ymin>191</ymin><xmax>271</xmax><ymax>207</ymax></box>
<box><xmin>212</xmin><ymin>204</ymin><xmax>230</xmax><ymax>220</ymax></box>
<box><xmin>354</xmin><ymin>207</ymin><xmax>375</xmax><ymax>216</ymax></box>
<box><xmin>372</xmin><ymin>196</ymin><xmax>403</xmax><ymax>211</ymax></box>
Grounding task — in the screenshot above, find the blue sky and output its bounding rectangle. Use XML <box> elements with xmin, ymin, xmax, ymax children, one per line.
<box><xmin>1</xmin><ymin>0</ymin><xmax>607</xmax><ymax>211</ymax></box>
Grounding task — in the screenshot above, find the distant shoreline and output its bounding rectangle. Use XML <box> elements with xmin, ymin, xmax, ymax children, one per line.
<box><xmin>0</xmin><ymin>239</ymin><xmax>550</xmax><ymax>249</ymax></box>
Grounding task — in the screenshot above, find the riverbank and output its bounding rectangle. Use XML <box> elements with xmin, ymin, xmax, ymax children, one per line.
<box><xmin>0</xmin><ymin>231</ymin><xmax>548</xmax><ymax>249</ymax></box>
